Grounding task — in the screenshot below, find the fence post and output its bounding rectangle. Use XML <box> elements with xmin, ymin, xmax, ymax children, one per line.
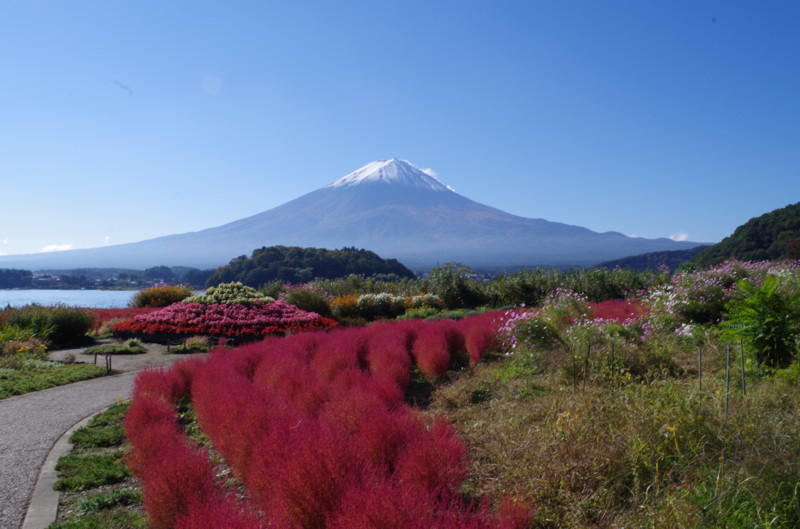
<box><xmin>583</xmin><ymin>344</ymin><xmax>591</xmax><ymax>391</ymax></box>
<box><xmin>611</xmin><ymin>343</ymin><xmax>616</xmax><ymax>387</ymax></box>
<box><xmin>572</xmin><ymin>351</ymin><xmax>578</xmax><ymax>390</ymax></box>
<box><xmin>698</xmin><ymin>348</ymin><xmax>703</xmax><ymax>391</ymax></box>
<box><xmin>740</xmin><ymin>340</ymin><xmax>747</xmax><ymax>395</ymax></box>
<box><xmin>725</xmin><ymin>346</ymin><xmax>731</xmax><ymax>416</ymax></box>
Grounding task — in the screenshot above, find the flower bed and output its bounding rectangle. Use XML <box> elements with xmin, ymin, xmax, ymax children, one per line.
<box><xmin>92</xmin><ymin>308</ymin><xmax>160</xmax><ymax>332</ymax></box>
<box><xmin>123</xmin><ymin>313</ymin><xmax>528</xmax><ymax>528</ymax></box>
<box><xmin>112</xmin><ymin>300</ymin><xmax>338</xmax><ymax>341</ymax></box>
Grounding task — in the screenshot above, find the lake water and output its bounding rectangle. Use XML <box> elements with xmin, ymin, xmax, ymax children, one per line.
<box><xmin>0</xmin><ymin>289</ymin><xmax>138</xmax><ymax>308</ymax></box>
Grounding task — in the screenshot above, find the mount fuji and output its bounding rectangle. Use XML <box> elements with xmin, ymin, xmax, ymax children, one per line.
<box><xmin>0</xmin><ymin>159</ymin><xmax>700</xmax><ymax>271</ymax></box>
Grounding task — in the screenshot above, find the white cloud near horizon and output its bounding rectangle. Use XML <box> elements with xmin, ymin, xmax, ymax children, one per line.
<box><xmin>41</xmin><ymin>243</ymin><xmax>74</xmax><ymax>253</ymax></box>
<box><xmin>669</xmin><ymin>232</ymin><xmax>690</xmax><ymax>242</ymax></box>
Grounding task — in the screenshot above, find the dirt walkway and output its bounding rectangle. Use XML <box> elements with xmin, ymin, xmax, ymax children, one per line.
<box><xmin>0</xmin><ymin>342</ymin><xmax>201</xmax><ymax>529</ymax></box>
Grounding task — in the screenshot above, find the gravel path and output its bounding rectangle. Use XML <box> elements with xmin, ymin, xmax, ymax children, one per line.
<box><xmin>0</xmin><ymin>343</ymin><xmax>198</xmax><ymax>529</ymax></box>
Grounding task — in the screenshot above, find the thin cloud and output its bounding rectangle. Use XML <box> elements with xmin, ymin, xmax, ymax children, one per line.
<box><xmin>669</xmin><ymin>232</ymin><xmax>690</xmax><ymax>242</ymax></box>
<box><xmin>41</xmin><ymin>243</ymin><xmax>74</xmax><ymax>253</ymax></box>
<box><xmin>420</xmin><ymin>167</ymin><xmax>458</xmax><ymax>193</ymax></box>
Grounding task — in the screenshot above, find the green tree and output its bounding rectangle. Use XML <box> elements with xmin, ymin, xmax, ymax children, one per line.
<box><xmin>723</xmin><ymin>275</ymin><xmax>800</xmax><ymax>368</ymax></box>
<box><xmin>428</xmin><ymin>262</ymin><xmax>487</xmax><ymax>309</ymax></box>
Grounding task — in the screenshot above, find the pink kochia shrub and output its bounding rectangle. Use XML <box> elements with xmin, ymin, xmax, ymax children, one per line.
<box><xmin>125</xmin><ymin>312</ymin><xmax>530</xmax><ymax>528</ymax></box>
<box><xmin>113</xmin><ymin>300</ymin><xmax>338</xmax><ymax>340</ymax></box>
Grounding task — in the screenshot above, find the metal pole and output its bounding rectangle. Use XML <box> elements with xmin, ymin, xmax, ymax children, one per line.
<box><xmin>740</xmin><ymin>340</ymin><xmax>746</xmax><ymax>395</ymax></box>
<box><xmin>572</xmin><ymin>352</ymin><xmax>578</xmax><ymax>390</ymax></box>
<box><xmin>583</xmin><ymin>344</ymin><xmax>590</xmax><ymax>391</ymax></box>
<box><xmin>611</xmin><ymin>343</ymin><xmax>616</xmax><ymax>387</ymax></box>
<box><xmin>725</xmin><ymin>346</ymin><xmax>731</xmax><ymax>416</ymax></box>
<box><xmin>698</xmin><ymin>348</ymin><xmax>703</xmax><ymax>391</ymax></box>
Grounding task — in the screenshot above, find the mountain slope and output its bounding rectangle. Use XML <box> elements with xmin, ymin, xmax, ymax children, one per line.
<box><xmin>595</xmin><ymin>246</ymin><xmax>711</xmax><ymax>272</ymax></box>
<box><xmin>0</xmin><ymin>159</ymin><xmax>701</xmax><ymax>270</ymax></box>
<box><xmin>692</xmin><ymin>202</ymin><xmax>800</xmax><ymax>267</ymax></box>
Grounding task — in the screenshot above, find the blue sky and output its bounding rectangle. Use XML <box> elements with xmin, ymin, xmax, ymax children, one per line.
<box><xmin>1</xmin><ymin>1</ymin><xmax>798</xmax><ymax>257</ymax></box>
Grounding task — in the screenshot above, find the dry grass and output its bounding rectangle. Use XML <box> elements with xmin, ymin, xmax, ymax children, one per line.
<box><xmin>429</xmin><ymin>345</ymin><xmax>800</xmax><ymax>529</ymax></box>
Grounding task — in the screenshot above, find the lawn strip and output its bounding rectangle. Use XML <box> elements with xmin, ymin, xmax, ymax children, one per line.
<box><xmin>0</xmin><ymin>364</ymin><xmax>107</xmax><ymax>400</ymax></box>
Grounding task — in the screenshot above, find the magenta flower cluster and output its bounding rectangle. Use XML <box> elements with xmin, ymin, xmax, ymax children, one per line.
<box><xmin>113</xmin><ymin>300</ymin><xmax>338</xmax><ymax>338</ymax></box>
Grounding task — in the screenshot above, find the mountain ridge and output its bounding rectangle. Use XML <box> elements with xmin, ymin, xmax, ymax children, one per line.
<box><xmin>0</xmin><ymin>159</ymin><xmax>701</xmax><ymax>270</ymax></box>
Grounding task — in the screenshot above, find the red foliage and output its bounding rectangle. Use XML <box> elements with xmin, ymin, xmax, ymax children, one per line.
<box><xmin>392</xmin><ymin>416</ymin><xmax>469</xmax><ymax>497</ymax></box>
<box><xmin>589</xmin><ymin>299</ymin><xmax>645</xmax><ymax>323</ymax></box>
<box><xmin>131</xmin><ymin>367</ymin><xmax>192</xmax><ymax>404</ymax></box>
<box><xmin>411</xmin><ymin>323</ymin><xmax>451</xmax><ymax>379</ymax></box>
<box><xmin>365</xmin><ymin>325</ymin><xmax>413</xmax><ymax>391</ymax></box>
<box><xmin>176</xmin><ymin>496</ymin><xmax>268</xmax><ymax>529</ymax></box>
<box><xmin>112</xmin><ymin>300</ymin><xmax>338</xmax><ymax>339</ymax></box>
<box><xmin>141</xmin><ymin>442</ymin><xmax>219</xmax><ymax>529</ymax></box>
<box><xmin>459</xmin><ymin>312</ymin><xmax>501</xmax><ymax>366</ymax></box>
<box><xmin>309</xmin><ymin>329</ymin><xmax>362</xmax><ymax>381</ymax></box>
<box><xmin>91</xmin><ymin>307</ymin><xmax>158</xmax><ymax>330</ymax></box>
<box><xmin>125</xmin><ymin>313</ymin><xmax>531</xmax><ymax>528</ymax></box>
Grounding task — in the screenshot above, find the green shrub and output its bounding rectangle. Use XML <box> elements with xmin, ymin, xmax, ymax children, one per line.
<box><xmin>355</xmin><ymin>292</ymin><xmax>406</xmax><ymax>320</ymax></box>
<box><xmin>168</xmin><ymin>335</ymin><xmax>210</xmax><ymax>354</ymax></box>
<box><xmin>130</xmin><ymin>283</ymin><xmax>192</xmax><ymax>308</ymax></box>
<box><xmin>428</xmin><ymin>262</ymin><xmax>488</xmax><ymax>309</ymax></box>
<box><xmin>183</xmin><ymin>281</ymin><xmax>273</xmax><ymax>305</ymax></box>
<box><xmin>284</xmin><ymin>288</ymin><xmax>333</xmax><ymax>318</ymax></box>
<box><xmin>513</xmin><ymin>316</ymin><xmax>563</xmax><ymax>351</ymax></box>
<box><xmin>83</xmin><ymin>341</ymin><xmax>146</xmax><ymax>355</ymax></box>
<box><xmin>723</xmin><ymin>274</ymin><xmax>800</xmax><ymax>368</ymax></box>
<box><xmin>399</xmin><ymin>307</ymin><xmax>441</xmax><ymax>319</ymax></box>
<box><xmin>2</xmin><ymin>304</ymin><xmax>94</xmax><ymax>345</ymax></box>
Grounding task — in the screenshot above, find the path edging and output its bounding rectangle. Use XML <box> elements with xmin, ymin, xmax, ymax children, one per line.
<box><xmin>21</xmin><ymin>405</ymin><xmax>115</xmax><ymax>529</ymax></box>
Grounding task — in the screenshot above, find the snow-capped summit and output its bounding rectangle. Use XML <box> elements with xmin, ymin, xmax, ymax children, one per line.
<box><xmin>326</xmin><ymin>158</ymin><xmax>454</xmax><ymax>192</ymax></box>
<box><xmin>0</xmin><ymin>158</ymin><xmax>702</xmax><ymax>271</ymax></box>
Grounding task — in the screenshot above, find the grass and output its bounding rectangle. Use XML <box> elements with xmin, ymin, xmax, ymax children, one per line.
<box><xmin>54</xmin><ymin>452</ymin><xmax>130</xmax><ymax>492</ymax></box>
<box><xmin>48</xmin><ymin>509</ymin><xmax>147</xmax><ymax>529</ymax></box>
<box><xmin>82</xmin><ymin>341</ymin><xmax>146</xmax><ymax>356</ymax></box>
<box><xmin>49</xmin><ymin>402</ymin><xmax>147</xmax><ymax>529</ymax></box>
<box><xmin>166</xmin><ymin>342</ymin><xmax>210</xmax><ymax>354</ymax></box>
<box><xmin>429</xmin><ymin>343</ymin><xmax>800</xmax><ymax>528</ymax></box>
<box><xmin>0</xmin><ymin>363</ymin><xmax>107</xmax><ymax>400</ymax></box>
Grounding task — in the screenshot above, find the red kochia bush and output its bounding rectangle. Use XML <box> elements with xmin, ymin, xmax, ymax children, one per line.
<box><xmin>458</xmin><ymin>312</ymin><xmax>500</xmax><ymax>366</ymax></box>
<box><xmin>176</xmin><ymin>496</ymin><xmax>268</xmax><ymax>529</ymax></box>
<box><xmin>589</xmin><ymin>299</ymin><xmax>645</xmax><ymax>322</ymax></box>
<box><xmin>141</xmin><ymin>442</ymin><xmax>219</xmax><ymax>529</ymax></box>
<box><xmin>411</xmin><ymin>323</ymin><xmax>451</xmax><ymax>379</ymax></box>
<box><xmin>92</xmin><ymin>307</ymin><xmax>159</xmax><ymax>331</ymax></box>
<box><xmin>126</xmin><ymin>312</ymin><xmax>530</xmax><ymax>528</ymax></box>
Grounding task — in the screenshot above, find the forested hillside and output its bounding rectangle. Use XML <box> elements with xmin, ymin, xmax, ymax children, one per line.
<box><xmin>693</xmin><ymin>202</ymin><xmax>800</xmax><ymax>267</ymax></box>
<box><xmin>595</xmin><ymin>245</ymin><xmax>709</xmax><ymax>272</ymax></box>
<box><xmin>207</xmin><ymin>246</ymin><xmax>416</xmax><ymax>287</ymax></box>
